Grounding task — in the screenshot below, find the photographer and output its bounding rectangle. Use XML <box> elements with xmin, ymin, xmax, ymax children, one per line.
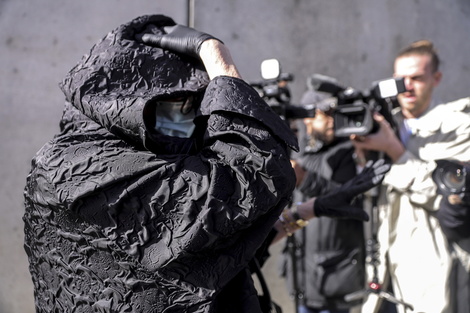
<box><xmin>352</xmin><ymin>41</ymin><xmax>470</xmax><ymax>313</ymax></box>
<box><xmin>23</xmin><ymin>14</ymin><xmax>389</xmax><ymax>313</ymax></box>
<box><xmin>279</xmin><ymin>91</ymin><xmax>367</xmax><ymax>313</ymax></box>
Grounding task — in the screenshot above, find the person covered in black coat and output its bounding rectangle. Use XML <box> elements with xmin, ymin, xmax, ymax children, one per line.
<box><xmin>23</xmin><ymin>14</ymin><xmax>389</xmax><ymax>313</ymax></box>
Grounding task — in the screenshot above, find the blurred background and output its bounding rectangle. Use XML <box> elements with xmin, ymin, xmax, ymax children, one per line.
<box><xmin>1</xmin><ymin>1</ymin><xmax>469</xmax><ymax>312</ymax></box>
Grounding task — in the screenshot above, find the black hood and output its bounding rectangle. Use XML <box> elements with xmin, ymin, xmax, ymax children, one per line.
<box><xmin>59</xmin><ymin>14</ymin><xmax>298</xmax><ymax>154</ymax></box>
<box><xmin>59</xmin><ymin>14</ymin><xmax>210</xmax><ymax>153</ymax></box>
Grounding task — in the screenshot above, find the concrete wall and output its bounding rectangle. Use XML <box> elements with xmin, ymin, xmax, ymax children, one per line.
<box><xmin>194</xmin><ymin>0</ymin><xmax>470</xmax><ymax>104</ymax></box>
<box><xmin>1</xmin><ymin>1</ymin><xmax>468</xmax><ymax>312</ymax></box>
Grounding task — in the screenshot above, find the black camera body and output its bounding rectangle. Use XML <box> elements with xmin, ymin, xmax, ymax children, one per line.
<box><xmin>309</xmin><ymin>74</ymin><xmax>406</xmax><ymax>137</ymax></box>
<box><xmin>251</xmin><ymin>59</ymin><xmax>317</xmax><ymax>120</ymax></box>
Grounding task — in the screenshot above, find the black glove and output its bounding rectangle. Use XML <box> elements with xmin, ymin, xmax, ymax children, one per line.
<box><xmin>314</xmin><ymin>159</ymin><xmax>391</xmax><ymax>221</ymax></box>
<box><xmin>436</xmin><ymin>196</ymin><xmax>470</xmax><ymax>241</ymax></box>
<box><xmin>136</xmin><ymin>24</ymin><xmax>221</xmax><ymax>58</ymax></box>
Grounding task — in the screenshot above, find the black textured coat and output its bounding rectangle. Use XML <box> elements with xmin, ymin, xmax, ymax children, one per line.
<box><xmin>23</xmin><ymin>15</ymin><xmax>297</xmax><ymax>313</ymax></box>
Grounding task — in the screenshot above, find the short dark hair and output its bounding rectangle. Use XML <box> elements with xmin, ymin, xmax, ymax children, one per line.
<box><xmin>396</xmin><ymin>40</ymin><xmax>440</xmax><ymax>73</ymax></box>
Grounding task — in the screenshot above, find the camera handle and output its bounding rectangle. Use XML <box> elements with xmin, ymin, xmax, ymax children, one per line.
<box><xmin>345</xmin><ymin>153</ymin><xmax>414</xmax><ymax>312</ymax></box>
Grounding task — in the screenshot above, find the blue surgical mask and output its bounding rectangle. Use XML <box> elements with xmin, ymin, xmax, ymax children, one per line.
<box><xmin>154</xmin><ymin>99</ymin><xmax>196</xmax><ymax>138</ymax></box>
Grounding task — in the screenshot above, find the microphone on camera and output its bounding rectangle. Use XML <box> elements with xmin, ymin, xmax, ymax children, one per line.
<box><xmin>307</xmin><ymin>74</ymin><xmax>346</xmax><ymax>95</ymax></box>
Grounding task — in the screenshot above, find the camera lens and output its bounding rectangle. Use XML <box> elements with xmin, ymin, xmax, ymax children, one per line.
<box><xmin>432</xmin><ymin>160</ymin><xmax>467</xmax><ymax>195</ymax></box>
<box><xmin>441</xmin><ymin>167</ymin><xmax>465</xmax><ymax>191</ymax></box>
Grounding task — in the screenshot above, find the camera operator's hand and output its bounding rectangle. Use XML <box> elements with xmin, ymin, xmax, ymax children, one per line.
<box><xmin>447</xmin><ymin>192</ymin><xmax>470</xmax><ymax>206</ymax></box>
<box><xmin>313</xmin><ymin>159</ymin><xmax>391</xmax><ymax>221</ymax></box>
<box><xmin>351</xmin><ymin>113</ymin><xmax>405</xmax><ymax>162</ymax></box>
<box><xmin>137</xmin><ymin>24</ymin><xmax>222</xmax><ymax>59</ymax></box>
<box><xmin>436</xmin><ymin>194</ymin><xmax>470</xmax><ymax>241</ymax></box>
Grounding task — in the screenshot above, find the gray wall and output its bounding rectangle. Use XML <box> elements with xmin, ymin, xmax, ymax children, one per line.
<box><xmin>1</xmin><ymin>1</ymin><xmax>468</xmax><ymax>312</ymax></box>
<box><xmin>194</xmin><ymin>0</ymin><xmax>470</xmax><ymax>104</ymax></box>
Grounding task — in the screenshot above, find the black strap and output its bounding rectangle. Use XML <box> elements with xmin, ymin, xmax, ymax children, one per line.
<box><xmin>251</xmin><ymin>258</ymin><xmax>283</xmax><ymax>313</ymax></box>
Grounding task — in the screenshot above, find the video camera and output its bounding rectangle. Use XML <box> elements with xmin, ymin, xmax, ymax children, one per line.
<box><xmin>251</xmin><ymin>59</ymin><xmax>316</xmax><ymax>120</ymax></box>
<box><xmin>309</xmin><ymin>74</ymin><xmax>406</xmax><ymax>137</ymax></box>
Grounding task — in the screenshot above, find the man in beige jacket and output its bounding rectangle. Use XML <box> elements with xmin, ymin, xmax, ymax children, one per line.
<box><xmin>353</xmin><ymin>40</ymin><xmax>470</xmax><ymax>313</ymax></box>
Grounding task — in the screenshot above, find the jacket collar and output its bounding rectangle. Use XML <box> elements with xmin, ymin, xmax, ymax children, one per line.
<box><xmin>394</xmin><ymin>100</ymin><xmax>443</xmax><ymax>134</ymax></box>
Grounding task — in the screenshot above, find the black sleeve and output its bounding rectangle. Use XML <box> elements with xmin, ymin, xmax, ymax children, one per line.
<box><xmin>436</xmin><ymin>197</ymin><xmax>470</xmax><ymax>242</ymax></box>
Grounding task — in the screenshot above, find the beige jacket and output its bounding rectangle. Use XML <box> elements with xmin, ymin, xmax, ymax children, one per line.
<box><xmin>362</xmin><ymin>97</ymin><xmax>470</xmax><ymax>313</ymax></box>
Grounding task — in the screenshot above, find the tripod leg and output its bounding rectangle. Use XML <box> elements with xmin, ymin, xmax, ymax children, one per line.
<box><xmin>378</xmin><ymin>291</ymin><xmax>414</xmax><ymax>311</ymax></box>
<box><xmin>344</xmin><ymin>289</ymin><xmax>370</xmax><ymax>302</ymax></box>
<box><xmin>287</xmin><ymin>235</ymin><xmax>302</xmax><ymax>313</ymax></box>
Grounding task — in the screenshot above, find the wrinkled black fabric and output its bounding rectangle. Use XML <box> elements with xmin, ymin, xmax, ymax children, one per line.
<box><xmin>59</xmin><ymin>14</ymin><xmax>209</xmax><ymax>155</ymax></box>
<box><xmin>23</xmin><ymin>15</ymin><xmax>297</xmax><ymax>313</ymax></box>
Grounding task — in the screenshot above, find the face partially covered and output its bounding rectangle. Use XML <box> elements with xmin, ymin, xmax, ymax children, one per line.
<box><xmin>394</xmin><ymin>54</ymin><xmax>442</xmax><ymax>119</ymax></box>
<box><xmin>154</xmin><ymin>96</ymin><xmax>196</xmax><ymax>138</ymax></box>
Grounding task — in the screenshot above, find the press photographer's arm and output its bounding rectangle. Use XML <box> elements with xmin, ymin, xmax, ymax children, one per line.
<box><xmin>271</xmin><ymin>159</ymin><xmax>390</xmax><ymax>243</ymax></box>
<box><xmin>351</xmin><ymin>113</ymin><xmax>405</xmax><ymax>163</ymax></box>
